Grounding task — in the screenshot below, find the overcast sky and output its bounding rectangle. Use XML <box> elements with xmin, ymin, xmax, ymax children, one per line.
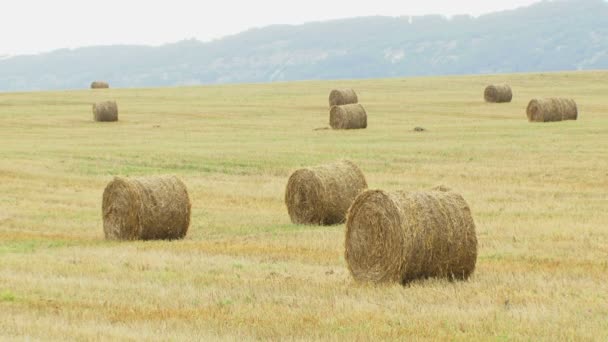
<box><xmin>2</xmin><ymin>0</ymin><xmax>543</xmax><ymax>56</ymax></box>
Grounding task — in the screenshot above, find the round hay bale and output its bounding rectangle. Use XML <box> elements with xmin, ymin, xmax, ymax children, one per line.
<box><xmin>329</xmin><ymin>89</ymin><xmax>358</xmax><ymax>107</ymax></box>
<box><xmin>91</xmin><ymin>81</ymin><xmax>109</xmax><ymax>89</ymax></box>
<box><xmin>526</xmin><ymin>98</ymin><xmax>578</xmax><ymax>122</ymax></box>
<box><xmin>93</xmin><ymin>101</ymin><xmax>118</xmax><ymax>122</ymax></box>
<box><xmin>330</xmin><ymin>104</ymin><xmax>367</xmax><ymax>130</ymax></box>
<box><xmin>484</xmin><ymin>84</ymin><xmax>512</xmax><ymax>103</ymax></box>
<box><xmin>345</xmin><ymin>189</ymin><xmax>477</xmax><ymax>284</ymax></box>
<box><xmin>285</xmin><ymin>160</ymin><xmax>368</xmax><ymax>226</ymax></box>
<box><xmin>102</xmin><ymin>175</ymin><xmax>191</xmax><ymax>240</ymax></box>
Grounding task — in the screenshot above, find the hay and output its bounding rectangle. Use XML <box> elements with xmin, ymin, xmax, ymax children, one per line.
<box><xmin>93</xmin><ymin>101</ymin><xmax>118</xmax><ymax>122</ymax></box>
<box><xmin>329</xmin><ymin>89</ymin><xmax>358</xmax><ymax>107</ymax></box>
<box><xmin>526</xmin><ymin>98</ymin><xmax>578</xmax><ymax>122</ymax></box>
<box><xmin>285</xmin><ymin>160</ymin><xmax>368</xmax><ymax>225</ymax></box>
<box><xmin>330</xmin><ymin>104</ymin><xmax>367</xmax><ymax>130</ymax></box>
<box><xmin>102</xmin><ymin>175</ymin><xmax>191</xmax><ymax>240</ymax></box>
<box><xmin>91</xmin><ymin>81</ymin><xmax>109</xmax><ymax>89</ymax></box>
<box><xmin>345</xmin><ymin>188</ymin><xmax>477</xmax><ymax>284</ymax></box>
<box><xmin>484</xmin><ymin>84</ymin><xmax>512</xmax><ymax>103</ymax></box>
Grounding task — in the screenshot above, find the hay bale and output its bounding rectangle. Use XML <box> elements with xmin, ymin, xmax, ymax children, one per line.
<box><xmin>102</xmin><ymin>175</ymin><xmax>191</xmax><ymax>240</ymax></box>
<box><xmin>91</xmin><ymin>81</ymin><xmax>109</xmax><ymax>89</ymax></box>
<box><xmin>345</xmin><ymin>189</ymin><xmax>477</xmax><ymax>284</ymax></box>
<box><xmin>285</xmin><ymin>160</ymin><xmax>368</xmax><ymax>225</ymax></box>
<box><xmin>93</xmin><ymin>101</ymin><xmax>118</xmax><ymax>122</ymax></box>
<box><xmin>329</xmin><ymin>89</ymin><xmax>358</xmax><ymax>107</ymax></box>
<box><xmin>526</xmin><ymin>98</ymin><xmax>578</xmax><ymax>122</ymax></box>
<box><xmin>484</xmin><ymin>84</ymin><xmax>512</xmax><ymax>103</ymax></box>
<box><xmin>330</xmin><ymin>104</ymin><xmax>367</xmax><ymax>130</ymax></box>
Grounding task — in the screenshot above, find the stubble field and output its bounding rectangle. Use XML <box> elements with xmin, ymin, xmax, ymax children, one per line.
<box><xmin>1</xmin><ymin>71</ymin><xmax>607</xmax><ymax>340</ymax></box>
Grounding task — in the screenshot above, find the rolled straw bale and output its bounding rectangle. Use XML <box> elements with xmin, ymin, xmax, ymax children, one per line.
<box><xmin>285</xmin><ymin>160</ymin><xmax>368</xmax><ymax>225</ymax></box>
<box><xmin>93</xmin><ymin>101</ymin><xmax>118</xmax><ymax>122</ymax></box>
<box><xmin>330</xmin><ymin>104</ymin><xmax>367</xmax><ymax>130</ymax></box>
<box><xmin>329</xmin><ymin>89</ymin><xmax>358</xmax><ymax>107</ymax></box>
<box><xmin>484</xmin><ymin>84</ymin><xmax>512</xmax><ymax>103</ymax></box>
<box><xmin>526</xmin><ymin>98</ymin><xmax>578</xmax><ymax>122</ymax></box>
<box><xmin>345</xmin><ymin>189</ymin><xmax>477</xmax><ymax>284</ymax></box>
<box><xmin>91</xmin><ymin>81</ymin><xmax>109</xmax><ymax>89</ymax></box>
<box><xmin>102</xmin><ymin>176</ymin><xmax>191</xmax><ymax>240</ymax></box>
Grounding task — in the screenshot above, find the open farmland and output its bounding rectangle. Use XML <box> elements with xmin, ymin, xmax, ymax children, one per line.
<box><xmin>1</xmin><ymin>71</ymin><xmax>607</xmax><ymax>340</ymax></box>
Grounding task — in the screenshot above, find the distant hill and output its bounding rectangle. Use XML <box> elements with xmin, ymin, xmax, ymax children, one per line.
<box><xmin>1</xmin><ymin>0</ymin><xmax>607</xmax><ymax>91</ymax></box>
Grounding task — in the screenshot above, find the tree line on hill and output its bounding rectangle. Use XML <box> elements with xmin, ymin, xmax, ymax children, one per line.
<box><xmin>0</xmin><ymin>0</ymin><xmax>607</xmax><ymax>91</ymax></box>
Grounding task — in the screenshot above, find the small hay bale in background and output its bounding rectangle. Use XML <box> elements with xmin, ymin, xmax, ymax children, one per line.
<box><xmin>91</xmin><ymin>81</ymin><xmax>109</xmax><ymax>89</ymax></box>
<box><xmin>330</xmin><ymin>104</ymin><xmax>367</xmax><ymax>130</ymax></box>
<box><xmin>285</xmin><ymin>160</ymin><xmax>368</xmax><ymax>225</ymax></box>
<box><xmin>345</xmin><ymin>188</ymin><xmax>477</xmax><ymax>284</ymax></box>
<box><xmin>526</xmin><ymin>98</ymin><xmax>578</xmax><ymax>122</ymax></box>
<box><xmin>329</xmin><ymin>89</ymin><xmax>358</xmax><ymax>107</ymax></box>
<box><xmin>93</xmin><ymin>101</ymin><xmax>118</xmax><ymax>122</ymax></box>
<box><xmin>484</xmin><ymin>84</ymin><xmax>513</xmax><ymax>103</ymax></box>
<box><xmin>102</xmin><ymin>176</ymin><xmax>191</xmax><ymax>240</ymax></box>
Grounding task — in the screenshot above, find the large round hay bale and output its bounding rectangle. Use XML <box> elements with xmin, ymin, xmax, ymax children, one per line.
<box><xmin>329</xmin><ymin>89</ymin><xmax>358</xmax><ymax>107</ymax></box>
<box><xmin>285</xmin><ymin>160</ymin><xmax>368</xmax><ymax>225</ymax></box>
<box><xmin>93</xmin><ymin>101</ymin><xmax>118</xmax><ymax>122</ymax></box>
<box><xmin>345</xmin><ymin>189</ymin><xmax>478</xmax><ymax>284</ymax></box>
<box><xmin>484</xmin><ymin>84</ymin><xmax>512</xmax><ymax>103</ymax></box>
<box><xmin>330</xmin><ymin>104</ymin><xmax>367</xmax><ymax>130</ymax></box>
<box><xmin>102</xmin><ymin>176</ymin><xmax>191</xmax><ymax>240</ymax></box>
<box><xmin>526</xmin><ymin>98</ymin><xmax>578</xmax><ymax>122</ymax></box>
<box><xmin>91</xmin><ymin>81</ymin><xmax>109</xmax><ymax>89</ymax></box>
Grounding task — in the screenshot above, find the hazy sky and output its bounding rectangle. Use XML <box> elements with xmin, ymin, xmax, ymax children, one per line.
<box><xmin>2</xmin><ymin>0</ymin><xmax>542</xmax><ymax>56</ymax></box>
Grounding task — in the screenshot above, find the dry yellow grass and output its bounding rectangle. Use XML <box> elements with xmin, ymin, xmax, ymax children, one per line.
<box><xmin>1</xmin><ymin>71</ymin><xmax>607</xmax><ymax>340</ymax></box>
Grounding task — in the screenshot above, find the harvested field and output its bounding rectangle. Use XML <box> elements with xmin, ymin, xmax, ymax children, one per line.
<box><xmin>0</xmin><ymin>71</ymin><xmax>607</xmax><ymax>340</ymax></box>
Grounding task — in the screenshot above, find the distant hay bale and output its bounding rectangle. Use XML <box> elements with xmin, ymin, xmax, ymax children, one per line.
<box><xmin>329</xmin><ymin>89</ymin><xmax>358</xmax><ymax>107</ymax></box>
<box><xmin>345</xmin><ymin>188</ymin><xmax>478</xmax><ymax>284</ymax></box>
<box><xmin>93</xmin><ymin>101</ymin><xmax>118</xmax><ymax>122</ymax></box>
<box><xmin>526</xmin><ymin>98</ymin><xmax>578</xmax><ymax>122</ymax></box>
<box><xmin>91</xmin><ymin>81</ymin><xmax>109</xmax><ymax>89</ymax></box>
<box><xmin>285</xmin><ymin>160</ymin><xmax>368</xmax><ymax>225</ymax></box>
<box><xmin>102</xmin><ymin>176</ymin><xmax>191</xmax><ymax>241</ymax></box>
<box><xmin>431</xmin><ymin>184</ymin><xmax>452</xmax><ymax>192</ymax></box>
<box><xmin>330</xmin><ymin>104</ymin><xmax>367</xmax><ymax>129</ymax></box>
<box><xmin>484</xmin><ymin>84</ymin><xmax>513</xmax><ymax>103</ymax></box>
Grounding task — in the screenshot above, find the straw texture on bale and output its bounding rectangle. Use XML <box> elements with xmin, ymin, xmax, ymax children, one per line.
<box><xmin>93</xmin><ymin>101</ymin><xmax>118</xmax><ymax>122</ymax></box>
<box><xmin>285</xmin><ymin>160</ymin><xmax>368</xmax><ymax>226</ymax></box>
<box><xmin>91</xmin><ymin>81</ymin><xmax>109</xmax><ymax>89</ymax></box>
<box><xmin>526</xmin><ymin>98</ymin><xmax>578</xmax><ymax>122</ymax></box>
<box><xmin>102</xmin><ymin>176</ymin><xmax>191</xmax><ymax>241</ymax></box>
<box><xmin>330</xmin><ymin>104</ymin><xmax>367</xmax><ymax>129</ymax></box>
<box><xmin>345</xmin><ymin>189</ymin><xmax>477</xmax><ymax>284</ymax></box>
<box><xmin>329</xmin><ymin>88</ymin><xmax>358</xmax><ymax>107</ymax></box>
<box><xmin>484</xmin><ymin>84</ymin><xmax>512</xmax><ymax>103</ymax></box>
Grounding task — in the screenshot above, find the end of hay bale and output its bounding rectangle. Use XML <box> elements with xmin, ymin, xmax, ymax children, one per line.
<box><xmin>330</xmin><ymin>104</ymin><xmax>367</xmax><ymax>130</ymax></box>
<box><xmin>285</xmin><ymin>159</ymin><xmax>368</xmax><ymax>226</ymax></box>
<box><xmin>102</xmin><ymin>175</ymin><xmax>191</xmax><ymax>241</ymax></box>
<box><xmin>91</xmin><ymin>81</ymin><xmax>109</xmax><ymax>89</ymax></box>
<box><xmin>102</xmin><ymin>177</ymin><xmax>142</xmax><ymax>241</ymax></box>
<box><xmin>93</xmin><ymin>101</ymin><xmax>118</xmax><ymax>122</ymax></box>
<box><xmin>345</xmin><ymin>190</ymin><xmax>406</xmax><ymax>283</ymax></box>
<box><xmin>345</xmin><ymin>189</ymin><xmax>477</xmax><ymax>284</ymax></box>
<box><xmin>484</xmin><ymin>84</ymin><xmax>512</xmax><ymax>103</ymax></box>
<box><xmin>329</xmin><ymin>88</ymin><xmax>358</xmax><ymax>107</ymax></box>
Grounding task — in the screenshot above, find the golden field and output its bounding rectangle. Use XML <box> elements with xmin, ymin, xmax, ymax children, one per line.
<box><xmin>0</xmin><ymin>71</ymin><xmax>607</xmax><ymax>340</ymax></box>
